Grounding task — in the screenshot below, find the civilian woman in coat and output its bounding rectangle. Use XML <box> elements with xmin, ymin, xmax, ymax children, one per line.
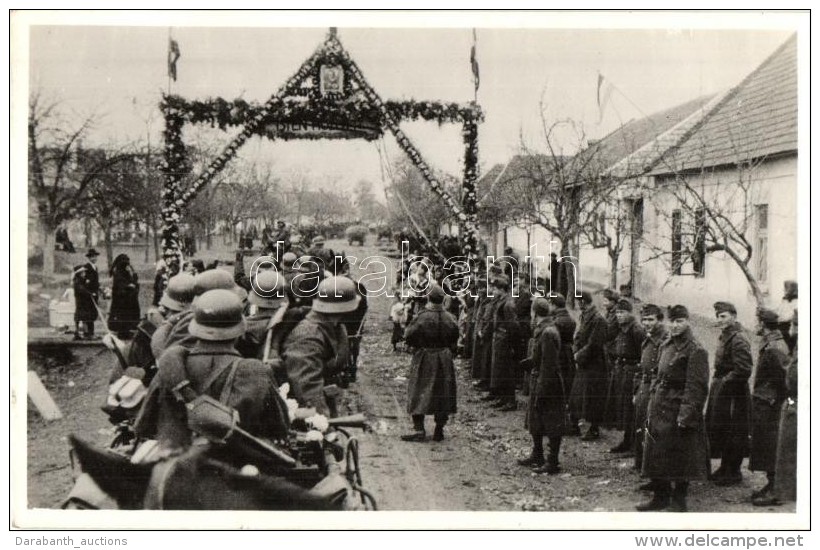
<box><xmin>749</xmin><ymin>307</ymin><xmax>790</xmax><ymax>505</ymax></box>
<box><xmin>518</xmin><ymin>297</ymin><xmax>565</xmax><ymax>473</ymax></box>
<box><xmin>638</xmin><ymin>305</ymin><xmax>709</xmax><ymax>512</ymax></box>
<box><xmin>108</xmin><ymin>253</ymin><xmax>141</xmax><ymax>338</ymax></box>
<box><xmin>401</xmin><ymin>284</ymin><xmax>459</xmax><ymax>442</ymax></box>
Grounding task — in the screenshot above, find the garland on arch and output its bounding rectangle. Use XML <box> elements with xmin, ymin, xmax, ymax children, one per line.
<box><xmin>160</xmin><ymin>28</ymin><xmax>483</xmax><ymax>258</ymax></box>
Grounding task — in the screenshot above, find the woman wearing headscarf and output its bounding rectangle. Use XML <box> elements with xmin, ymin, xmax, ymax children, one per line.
<box><xmin>108</xmin><ymin>253</ymin><xmax>141</xmax><ymax>338</ymax></box>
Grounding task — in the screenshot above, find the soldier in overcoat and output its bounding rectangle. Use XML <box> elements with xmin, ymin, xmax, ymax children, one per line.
<box><xmin>570</xmin><ymin>290</ymin><xmax>608</xmax><ymax>440</ymax></box>
<box><xmin>705</xmin><ymin>301</ymin><xmax>753</xmax><ymax>486</ymax></box>
<box><xmin>518</xmin><ymin>298</ymin><xmax>565</xmax><ymax>474</ymax></box>
<box><xmin>401</xmin><ymin>284</ymin><xmax>459</xmax><ymax>442</ymax></box>
<box><xmin>600</xmin><ymin>289</ymin><xmax>621</xmax><ymax>428</ymax></box>
<box><xmin>633</xmin><ymin>304</ymin><xmax>668</xmax><ymax>475</ymax></box>
<box><xmin>608</xmin><ymin>299</ymin><xmax>646</xmax><ymax>454</ymax></box>
<box><xmin>489</xmin><ymin>275</ymin><xmax>521</xmax><ymax>411</ymax></box>
<box><xmin>134</xmin><ymin>289</ymin><xmax>290</xmax><ymax>462</ymax></box>
<box><xmin>281</xmin><ymin>276</ymin><xmax>356</xmax><ymax>417</ymax></box>
<box><xmin>473</xmin><ymin>275</ymin><xmax>499</xmax><ymax>393</ymax></box>
<box><xmin>548</xmin><ymin>293</ymin><xmax>578</xmax><ymax>435</ymax></box>
<box><xmin>72</xmin><ymin>248</ymin><xmax>102</xmax><ymax>340</ymax></box>
<box><xmin>771</xmin><ymin>313</ymin><xmax>798</xmax><ymax>505</ymax></box>
<box><xmin>749</xmin><ymin>307</ymin><xmax>790</xmax><ymax>505</ymax></box>
<box><xmin>638</xmin><ymin>305</ymin><xmax>709</xmax><ymax>512</ymax></box>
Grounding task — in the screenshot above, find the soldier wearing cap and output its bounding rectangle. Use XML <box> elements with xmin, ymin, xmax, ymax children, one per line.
<box><xmin>512</xmin><ymin>272</ymin><xmax>534</xmax><ymax>392</ymax></box>
<box><xmin>548</xmin><ymin>293</ymin><xmax>578</xmax><ymax>435</ymax></box>
<box><xmin>607</xmin><ymin>298</ymin><xmax>647</xmax><ymax>454</ymax></box>
<box><xmin>634</xmin><ymin>304</ymin><xmax>668</xmax><ymax>476</ymax></box>
<box><xmin>637</xmin><ymin>305</ymin><xmax>709</xmax><ymax>512</ymax></box>
<box><xmin>489</xmin><ymin>274</ymin><xmax>521</xmax><ymax>411</ymax></box>
<box><xmin>401</xmin><ymin>284</ymin><xmax>459</xmax><ymax>442</ymax></box>
<box><xmin>705</xmin><ymin>301</ymin><xmax>753</xmax><ymax>486</ymax></box>
<box><xmin>151</xmin><ymin>269</ymin><xmax>243</xmax><ymax>358</ymax></box>
<box><xmin>134</xmin><ymin>289</ymin><xmax>290</xmax><ymax>456</ymax></box>
<box><xmin>599</xmin><ymin>288</ymin><xmax>621</xmax><ymax>428</ymax></box>
<box><xmin>235</xmin><ymin>270</ymin><xmax>288</xmax><ymax>360</ymax></box>
<box><xmin>518</xmin><ymin>297</ymin><xmax>565</xmax><ymax>473</ymax></box>
<box><xmin>570</xmin><ymin>290</ymin><xmax>608</xmax><ymax>440</ymax></box>
<box><xmin>281</xmin><ymin>276</ymin><xmax>358</xmax><ymax>417</ymax></box>
<box><xmin>72</xmin><ymin>248</ymin><xmax>102</xmax><ymax>340</ymax></box>
<box><xmin>748</xmin><ymin>307</ymin><xmax>790</xmax><ymax>505</ymax></box>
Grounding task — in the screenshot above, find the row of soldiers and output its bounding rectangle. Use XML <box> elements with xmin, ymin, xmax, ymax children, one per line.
<box><xmin>105</xmin><ymin>250</ymin><xmax>367</xmax><ymax>465</ymax></box>
<box><xmin>460</xmin><ymin>271</ymin><xmax>798</xmax><ymax>512</ymax></box>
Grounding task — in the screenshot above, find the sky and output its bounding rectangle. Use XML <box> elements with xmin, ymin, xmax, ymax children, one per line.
<box><xmin>18</xmin><ymin>11</ymin><xmax>798</xmax><ymax>200</ymax></box>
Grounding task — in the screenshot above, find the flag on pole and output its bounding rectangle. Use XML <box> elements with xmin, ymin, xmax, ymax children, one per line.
<box><xmin>470</xmin><ymin>29</ymin><xmax>480</xmax><ymax>95</ymax></box>
<box><xmin>596</xmin><ymin>72</ymin><xmax>615</xmax><ymax>123</ymax></box>
<box><xmin>168</xmin><ymin>38</ymin><xmax>181</xmax><ymax>82</ymax></box>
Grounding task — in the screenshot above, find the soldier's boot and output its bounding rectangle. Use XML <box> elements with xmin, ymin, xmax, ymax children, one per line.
<box><xmin>668</xmin><ymin>482</ymin><xmax>689</xmax><ymax>512</ymax></box>
<box><xmin>751</xmin><ymin>473</ymin><xmax>775</xmax><ymax>499</ymax></box>
<box><xmin>73</xmin><ymin>322</ymin><xmax>83</xmax><ymax>341</ymax></box>
<box><xmin>752</xmin><ymin>473</ymin><xmax>781</xmax><ymax>506</ymax></box>
<box><xmin>533</xmin><ymin>436</ymin><xmax>562</xmax><ymax>474</ymax></box>
<box><xmin>517</xmin><ymin>436</ymin><xmax>545</xmax><ymax>467</ymax></box>
<box><xmin>581</xmin><ymin>425</ymin><xmax>600</xmax><ymax>441</ymax></box>
<box><xmin>432</xmin><ymin>414</ymin><xmax>447</xmax><ymax>442</ymax></box>
<box><xmin>638</xmin><ymin>479</ymin><xmax>658</xmax><ymax>492</ymax></box>
<box><xmin>401</xmin><ymin>415</ymin><xmax>426</xmax><ymax>442</ymax></box>
<box><xmin>635</xmin><ymin>482</ymin><xmax>671</xmax><ymax>511</ymax></box>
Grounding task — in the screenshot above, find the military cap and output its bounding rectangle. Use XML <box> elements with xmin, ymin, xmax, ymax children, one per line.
<box><xmin>641</xmin><ymin>303</ymin><xmax>664</xmax><ymax>320</ymax></box>
<box><xmin>189</xmin><ymin>289</ymin><xmax>246</xmax><ymax>341</ymax></box>
<box><xmin>614</xmin><ymin>298</ymin><xmax>633</xmax><ymax>312</ymax></box>
<box><xmin>85</xmin><ymin>248</ymin><xmax>100</xmax><ymax>258</ymax></box>
<box><xmin>277</xmin><ymin>220</ymin><xmax>286</xmax><ymax>227</ymax></box>
<box><xmin>756</xmin><ymin>307</ymin><xmax>780</xmax><ymax>325</ymax></box>
<box><xmin>296</xmin><ymin>255</ymin><xmax>319</xmax><ymax>273</ymax></box>
<box><xmin>548</xmin><ymin>293</ymin><xmax>566</xmax><ymax>308</ymax></box>
<box><xmin>713</xmin><ymin>301</ymin><xmax>737</xmax><ymax>316</ymax></box>
<box><xmin>532</xmin><ymin>297</ymin><xmax>551</xmax><ymax>317</ymax></box>
<box><xmin>160</xmin><ymin>273</ymin><xmax>196</xmax><ymax>311</ymax></box>
<box><xmin>311</xmin><ymin>235</ymin><xmax>325</xmax><ymax>245</ymax></box>
<box><xmin>427</xmin><ymin>284</ymin><xmax>446</xmax><ymax>305</ymax></box>
<box><xmin>668</xmin><ymin>305</ymin><xmax>690</xmax><ymax>321</ymax></box>
<box><xmin>579</xmin><ymin>290</ymin><xmax>594</xmax><ymax>305</ymax></box>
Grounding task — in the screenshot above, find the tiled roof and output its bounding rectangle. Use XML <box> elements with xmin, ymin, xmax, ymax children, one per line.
<box><xmin>651</xmin><ymin>34</ymin><xmax>797</xmax><ymax>174</ymax></box>
<box><xmin>588</xmin><ymin>95</ymin><xmax>716</xmax><ymax>174</ymax></box>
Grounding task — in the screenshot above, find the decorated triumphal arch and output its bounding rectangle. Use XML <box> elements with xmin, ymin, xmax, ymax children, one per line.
<box><xmin>159</xmin><ymin>28</ymin><xmax>482</xmax><ymax>258</ymax></box>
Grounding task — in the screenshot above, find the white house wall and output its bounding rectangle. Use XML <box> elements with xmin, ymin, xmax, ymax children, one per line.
<box><xmin>635</xmin><ymin>156</ymin><xmax>796</xmax><ymax>325</ymax></box>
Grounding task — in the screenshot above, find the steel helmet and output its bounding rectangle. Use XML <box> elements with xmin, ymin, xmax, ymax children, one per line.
<box><xmin>312</xmin><ymin>276</ymin><xmax>360</xmax><ymax>314</ymax></box>
<box><xmin>188</xmin><ymin>289</ymin><xmax>246</xmax><ymax>341</ymax></box>
<box><xmin>249</xmin><ymin>270</ymin><xmax>287</xmax><ymax>309</ymax></box>
<box><xmin>193</xmin><ymin>269</ymin><xmax>235</xmax><ymax>296</ymax></box>
<box><xmin>160</xmin><ymin>273</ymin><xmax>196</xmax><ymax>311</ymax></box>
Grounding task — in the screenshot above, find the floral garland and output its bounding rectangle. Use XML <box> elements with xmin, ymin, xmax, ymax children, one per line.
<box><xmin>160</xmin><ymin>29</ymin><xmax>483</xmax><ymax>257</ymax></box>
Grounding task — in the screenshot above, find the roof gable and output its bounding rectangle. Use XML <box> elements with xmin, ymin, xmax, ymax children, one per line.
<box><xmin>651</xmin><ymin>34</ymin><xmax>797</xmax><ymax>174</ymax></box>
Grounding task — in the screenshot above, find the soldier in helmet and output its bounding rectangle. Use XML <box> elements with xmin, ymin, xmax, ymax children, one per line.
<box><xmin>151</xmin><ymin>269</ymin><xmax>244</xmax><ymax>358</ymax></box>
<box><xmin>134</xmin><ymin>289</ymin><xmax>290</xmax><ymax>457</ymax></box>
<box><xmin>400</xmin><ymin>284</ymin><xmax>459</xmax><ymax>442</ymax></box>
<box><xmin>153</xmin><ymin>249</ymin><xmax>181</xmax><ymax>307</ymax></box>
<box><xmin>307</xmin><ymin>235</ymin><xmax>335</xmax><ymax>272</ymax></box>
<box><xmin>281</xmin><ymin>276</ymin><xmax>359</xmax><ymax>417</ymax></box>
<box><xmin>236</xmin><ymin>270</ymin><xmax>288</xmax><ymax>360</ymax></box>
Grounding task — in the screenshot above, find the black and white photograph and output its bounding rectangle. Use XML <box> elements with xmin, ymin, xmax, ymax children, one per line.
<box><xmin>10</xmin><ymin>9</ymin><xmax>810</xmax><ymax>533</ymax></box>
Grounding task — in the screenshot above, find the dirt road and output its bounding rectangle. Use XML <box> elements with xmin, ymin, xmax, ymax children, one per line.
<box><xmin>26</xmin><ymin>238</ymin><xmax>796</xmax><ymax>516</ymax></box>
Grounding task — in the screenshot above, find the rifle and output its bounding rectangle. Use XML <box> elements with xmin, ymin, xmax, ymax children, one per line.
<box><xmin>262</xmin><ymin>302</ymin><xmax>290</xmax><ymax>364</ymax></box>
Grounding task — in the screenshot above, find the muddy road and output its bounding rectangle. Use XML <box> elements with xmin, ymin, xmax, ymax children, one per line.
<box><xmin>26</xmin><ymin>238</ymin><xmax>795</xmax><ymax>515</ymax></box>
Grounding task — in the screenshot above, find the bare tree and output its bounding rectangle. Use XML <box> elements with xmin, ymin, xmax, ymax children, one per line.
<box><xmin>28</xmin><ymin>92</ymin><xmax>131</xmax><ymax>280</ymax></box>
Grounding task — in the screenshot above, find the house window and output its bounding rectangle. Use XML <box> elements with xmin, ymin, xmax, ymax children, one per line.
<box><xmin>671</xmin><ymin>210</ymin><xmax>682</xmax><ymax>275</ymax></box>
<box><xmin>756</xmin><ymin>204</ymin><xmax>768</xmax><ymax>282</ymax></box>
<box><xmin>692</xmin><ymin>208</ymin><xmax>706</xmax><ymax>277</ymax></box>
